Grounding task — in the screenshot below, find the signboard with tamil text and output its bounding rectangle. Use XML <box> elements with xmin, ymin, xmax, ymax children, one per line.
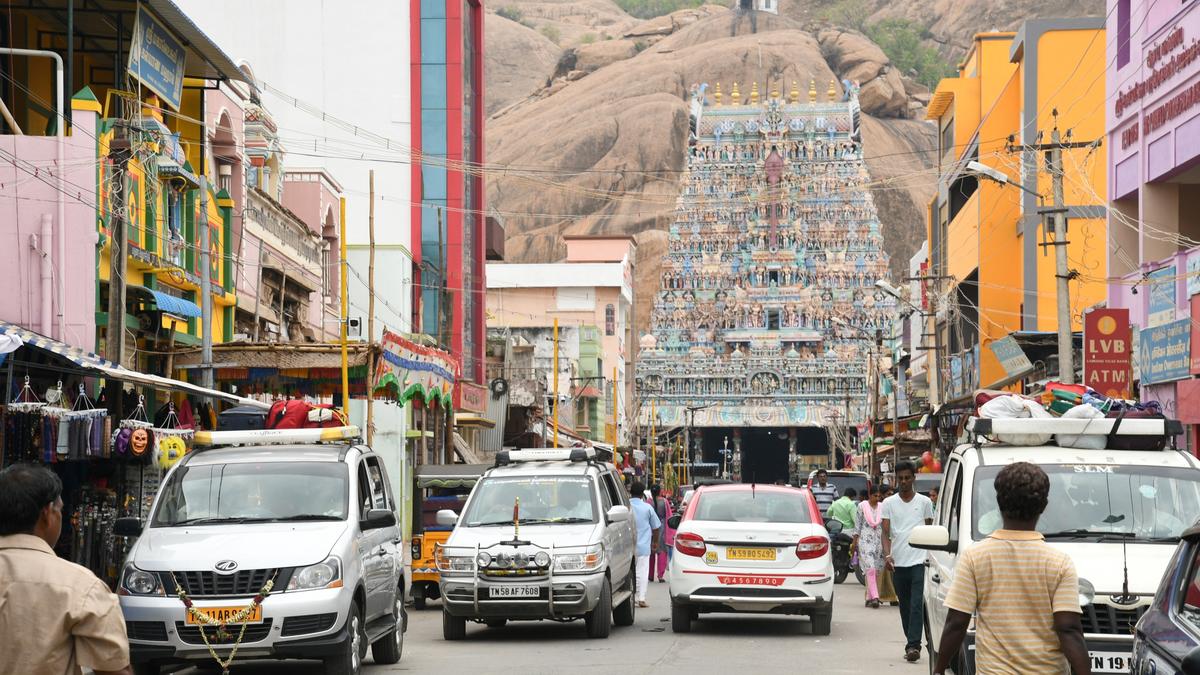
<box><xmin>1139</xmin><ymin>318</ymin><xmax>1191</xmax><ymax>385</ymax></box>
<box><xmin>127</xmin><ymin>6</ymin><xmax>186</xmax><ymax>111</ymax></box>
<box><xmin>1148</xmin><ymin>266</ymin><xmax>1178</xmax><ymax>327</ymax></box>
<box><xmin>1083</xmin><ymin>308</ymin><xmax>1132</xmax><ymax>398</ymax></box>
<box><xmin>988</xmin><ymin>335</ymin><xmax>1034</xmax><ymax>381</ymax></box>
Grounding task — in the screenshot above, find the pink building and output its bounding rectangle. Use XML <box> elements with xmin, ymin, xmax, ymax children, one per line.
<box><xmin>0</xmin><ymin>92</ymin><xmax>101</xmax><ymax>350</ymax></box>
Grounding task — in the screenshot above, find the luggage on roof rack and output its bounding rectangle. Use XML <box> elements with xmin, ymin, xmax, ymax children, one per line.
<box><xmin>966</xmin><ymin>416</ymin><xmax>1183</xmax><ymax>449</ymax></box>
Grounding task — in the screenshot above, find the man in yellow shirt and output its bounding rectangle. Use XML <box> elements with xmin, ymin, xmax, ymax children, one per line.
<box><xmin>932</xmin><ymin>462</ymin><xmax>1091</xmax><ymax>675</ymax></box>
<box><xmin>0</xmin><ymin>464</ymin><xmax>131</xmax><ymax>675</ymax></box>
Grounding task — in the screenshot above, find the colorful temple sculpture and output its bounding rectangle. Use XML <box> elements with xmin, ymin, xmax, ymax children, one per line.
<box><xmin>637</xmin><ymin>79</ymin><xmax>896</xmax><ymax>483</ymax></box>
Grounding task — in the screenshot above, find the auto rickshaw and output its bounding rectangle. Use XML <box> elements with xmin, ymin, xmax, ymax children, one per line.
<box><xmin>410</xmin><ymin>463</ymin><xmax>488</xmax><ymax>609</ymax></box>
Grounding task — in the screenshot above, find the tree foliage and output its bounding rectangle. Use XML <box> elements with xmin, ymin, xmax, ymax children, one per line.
<box><xmin>865</xmin><ymin>19</ymin><xmax>955</xmax><ymax>88</ymax></box>
<box><xmin>614</xmin><ymin>0</ymin><xmax>707</xmax><ymax>20</ymax></box>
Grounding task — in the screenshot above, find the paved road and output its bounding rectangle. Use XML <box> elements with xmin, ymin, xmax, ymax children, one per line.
<box><xmin>180</xmin><ymin>579</ymin><xmax>925</xmax><ymax>674</ymax></box>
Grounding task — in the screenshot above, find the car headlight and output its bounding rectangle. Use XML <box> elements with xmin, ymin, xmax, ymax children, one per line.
<box><xmin>120</xmin><ymin>565</ymin><xmax>164</xmax><ymax>596</ymax></box>
<box><xmin>534</xmin><ymin>551</ymin><xmax>551</xmax><ymax>568</ymax></box>
<box><xmin>287</xmin><ymin>557</ymin><xmax>342</xmax><ymax>591</ymax></box>
<box><xmin>436</xmin><ymin>548</ymin><xmax>475</xmax><ymax>575</ymax></box>
<box><xmin>1078</xmin><ymin>577</ymin><xmax>1095</xmax><ymax>608</ymax></box>
<box><xmin>553</xmin><ymin>544</ymin><xmax>605</xmax><ymax>573</ymax></box>
<box><xmin>476</xmin><ymin>552</ymin><xmax>493</xmax><ymax>568</ymax></box>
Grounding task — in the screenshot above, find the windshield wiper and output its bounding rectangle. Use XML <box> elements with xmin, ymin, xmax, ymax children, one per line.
<box><xmin>270</xmin><ymin>514</ymin><xmax>343</xmax><ymax>522</ymax></box>
<box><xmin>468</xmin><ymin>517</ymin><xmax>580</xmax><ymax>527</ymax></box>
<box><xmin>547</xmin><ymin>517</ymin><xmax>593</xmax><ymax>523</ymax></box>
<box><xmin>169</xmin><ymin>516</ymin><xmax>259</xmax><ymax>526</ymax></box>
<box><xmin>1042</xmin><ymin>529</ymin><xmax>1114</xmax><ymax>539</ymax></box>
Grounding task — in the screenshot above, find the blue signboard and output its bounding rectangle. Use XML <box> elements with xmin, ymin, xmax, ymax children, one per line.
<box><xmin>988</xmin><ymin>335</ymin><xmax>1034</xmax><ymax>379</ymax></box>
<box><xmin>1139</xmin><ymin>318</ymin><xmax>1191</xmax><ymax>385</ymax></box>
<box><xmin>127</xmin><ymin>6</ymin><xmax>185</xmax><ymax>111</ymax></box>
<box><xmin>1148</xmin><ymin>265</ymin><xmax>1177</xmax><ymax>327</ymax></box>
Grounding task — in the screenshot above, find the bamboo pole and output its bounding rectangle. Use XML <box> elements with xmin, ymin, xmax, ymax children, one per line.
<box><xmin>366</xmin><ymin>171</ymin><xmax>376</xmax><ymax>444</ymax></box>
<box><xmin>339</xmin><ymin>196</ymin><xmax>349</xmax><ymax>415</ymax></box>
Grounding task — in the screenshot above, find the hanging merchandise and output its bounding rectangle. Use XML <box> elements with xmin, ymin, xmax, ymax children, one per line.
<box><xmin>152</xmin><ymin>402</ymin><xmax>194</xmax><ymax>471</ymax></box>
<box><xmin>65</xmin><ymin>384</ymin><xmax>109</xmax><ymax>459</ymax></box>
<box><xmin>8</xmin><ymin>374</ymin><xmax>46</xmax><ymax>412</ymax></box>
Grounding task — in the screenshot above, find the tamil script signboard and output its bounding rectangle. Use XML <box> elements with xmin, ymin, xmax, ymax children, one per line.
<box><xmin>988</xmin><ymin>335</ymin><xmax>1034</xmax><ymax>381</ymax></box>
<box><xmin>1188</xmin><ymin>252</ymin><xmax>1200</xmax><ymax>298</ymax></box>
<box><xmin>1148</xmin><ymin>266</ymin><xmax>1178</xmax><ymax>327</ymax></box>
<box><xmin>127</xmin><ymin>6</ymin><xmax>186</xmax><ymax>110</ymax></box>
<box><xmin>1083</xmin><ymin>308</ymin><xmax>1132</xmax><ymax>398</ymax></box>
<box><xmin>1139</xmin><ymin>318</ymin><xmax>1191</xmax><ymax>385</ymax></box>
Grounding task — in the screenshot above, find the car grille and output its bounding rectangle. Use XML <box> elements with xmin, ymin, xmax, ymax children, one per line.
<box><xmin>126</xmin><ymin>621</ymin><xmax>168</xmax><ymax>642</ymax></box>
<box><xmin>176</xmin><ymin>619</ymin><xmax>273</xmax><ymax>645</ymax></box>
<box><xmin>280</xmin><ymin>613</ymin><xmax>338</xmax><ymax>637</ymax></box>
<box><xmin>160</xmin><ymin>568</ymin><xmax>289</xmax><ymax>598</ymax></box>
<box><xmin>443</xmin><ymin>585</ymin><xmax>586</xmax><ymax>603</ymax></box>
<box><xmin>1081</xmin><ymin>603</ymin><xmax>1147</xmax><ymax>635</ymax></box>
<box><xmin>691</xmin><ymin>587</ymin><xmax>806</xmax><ymax>598</ymax></box>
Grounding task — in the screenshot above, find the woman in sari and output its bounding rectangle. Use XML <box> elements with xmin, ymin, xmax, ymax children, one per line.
<box><xmin>853</xmin><ymin>484</ymin><xmax>886</xmax><ymax>608</ymax></box>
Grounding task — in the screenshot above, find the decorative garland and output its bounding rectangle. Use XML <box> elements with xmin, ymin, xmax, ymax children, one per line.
<box><xmin>171</xmin><ymin>573</ymin><xmax>275</xmax><ymax>675</ymax></box>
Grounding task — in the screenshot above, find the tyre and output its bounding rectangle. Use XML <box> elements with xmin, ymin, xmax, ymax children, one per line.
<box><xmin>371</xmin><ymin>591</ymin><xmax>404</xmax><ymax>665</ymax></box>
<box><xmin>613</xmin><ymin>564</ymin><xmax>637</xmax><ymax>626</ymax></box>
<box><xmin>834</xmin><ymin>567</ymin><xmax>849</xmax><ymax>584</ymax></box>
<box><xmin>585</xmin><ymin>577</ymin><xmax>613</xmax><ymax>639</ymax></box>
<box><xmin>413</xmin><ymin>584</ymin><xmax>427</xmax><ymax>610</ymax></box>
<box><xmin>853</xmin><ymin>564</ymin><xmax>866</xmax><ymax>586</ymax></box>
<box><xmin>442</xmin><ymin>607</ymin><xmax>467</xmax><ymax>641</ymax></box>
<box><xmin>485</xmin><ymin>619</ymin><xmax>507</xmax><ymax>628</ymax></box>
<box><xmin>671</xmin><ymin>600</ymin><xmax>692</xmax><ymax>633</ymax></box>
<box><xmin>810</xmin><ymin>609</ymin><xmax>833</xmax><ymax>636</ymax></box>
<box><xmin>323</xmin><ymin>600</ymin><xmax>365</xmax><ymax>675</ymax></box>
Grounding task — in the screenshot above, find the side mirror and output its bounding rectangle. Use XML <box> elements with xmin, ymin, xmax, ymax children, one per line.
<box><xmin>667</xmin><ymin>514</ymin><xmax>682</xmax><ymax>530</ymax></box>
<box><xmin>1182</xmin><ymin>646</ymin><xmax>1200</xmax><ymax>675</ymax></box>
<box><xmin>909</xmin><ymin>524</ymin><xmax>954</xmax><ymax>552</ymax></box>
<box><xmin>114</xmin><ymin>517</ymin><xmax>142</xmax><ymax>537</ymax></box>
<box><xmin>824</xmin><ymin>519</ymin><xmax>844</xmax><ymax>535</ymax></box>
<box><xmin>361</xmin><ymin>509</ymin><xmax>397</xmax><ymax>530</ymax></box>
<box><xmin>606</xmin><ymin>505</ymin><xmax>630</xmax><ymax>522</ymax></box>
<box><xmin>436</xmin><ymin>509</ymin><xmax>459</xmax><ymax>527</ymax></box>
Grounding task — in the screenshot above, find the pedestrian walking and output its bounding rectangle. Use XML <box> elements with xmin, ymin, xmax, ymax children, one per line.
<box><xmin>629</xmin><ymin>481</ymin><xmax>662</xmax><ymax>607</ymax></box>
<box><xmin>853</xmin><ymin>485</ymin><xmax>886</xmax><ymax>608</ymax></box>
<box><xmin>933</xmin><ymin>462</ymin><xmax>1091</xmax><ymax>675</ymax></box>
<box><xmin>0</xmin><ymin>464</ymin><xmax>132</xmax><ymax>675</ymax></box>
<box><xmin>648</xmin><ymin>484</ymin><xmax>674</xmax><ymax>583</ymax></box>
<box><xmin>882</xmin><ymin>461</ymin><xmax>934</xmax><ymax>663</ymax></box>
<box><xmin>810</xmin><ymin>468</ymin><xmax>839</xmax><ymax>516</ymax></box>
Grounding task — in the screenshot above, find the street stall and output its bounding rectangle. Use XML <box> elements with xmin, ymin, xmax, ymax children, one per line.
<box><xmin>0</xmin><ymin>322</ymin><xmax>266</xmax><ymax>588</ymax></box>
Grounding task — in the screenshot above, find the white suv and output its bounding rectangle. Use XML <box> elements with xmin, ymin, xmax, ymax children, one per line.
<box><xmin>435</xmin><ymin>448</ymin><xmax>637</xmax><ymax>639</ymax></box>
<box><xmin>912</xmin><ymin>416</ymin><xmax>1200</xmax><ymax>675</ymax></box>
<box><xmin>115</xmin><ymin>427</ymin><xmax>405</xmax><ymax>675</ymax></box>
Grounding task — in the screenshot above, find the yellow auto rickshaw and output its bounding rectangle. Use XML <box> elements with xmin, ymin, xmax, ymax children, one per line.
<box><xmin>411</xmin><ymin>463</ymin><xmax>487</xmax><ymax>609</ymax></box>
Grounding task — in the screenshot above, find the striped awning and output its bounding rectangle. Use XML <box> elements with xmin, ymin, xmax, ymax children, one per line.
<box><xmin>130</xmin><ymin>286</ymin><xmax>202</xmax><ymax>318</ymax></box>
<box><xmin>0</xmin><ymin>321</ymin><xmax>268</xmax><ymax>409</ymax></box>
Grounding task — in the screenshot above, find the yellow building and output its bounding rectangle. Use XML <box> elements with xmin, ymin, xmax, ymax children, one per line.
<box><xmin>924</xmin><ymin>19</ymin><xmax>1108</xmax><ymax>403</ymax></box>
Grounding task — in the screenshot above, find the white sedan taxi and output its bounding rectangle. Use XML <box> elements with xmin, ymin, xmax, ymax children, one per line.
<box><xmin>667</xmin><ymin>483</ymin><xmax>837</xmax><ymax>635</ymax></box>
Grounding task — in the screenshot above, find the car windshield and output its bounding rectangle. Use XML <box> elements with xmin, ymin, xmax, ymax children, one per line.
<box><xmin>152</xmin><ymin>462</ymin><xmax>349</xmax><ymax>526</ymax></box>
<box><xmin>460</xmin><ymin>475</ymin><xmax>596</xmax><ymax>526</ymax></box>
<box><xmin>972</xmin><ymin>464</ymin><xmax>1200</xmax><ymax>541</ymax></box>
<box><xmin>693</xmin><ymin>490</ymin><xmax>812</xmax><ymax>523</ymax></box>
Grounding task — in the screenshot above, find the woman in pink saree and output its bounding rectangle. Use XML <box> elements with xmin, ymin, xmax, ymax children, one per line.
<box><xmin>648</xmin><ymin>484</ymin><xmax>674</xmax><ymax>582</ymax></box>
<box><xmin>853</xmin><ymin>484</ymin><xmax>886</xmax><ymax>608</ymax></box>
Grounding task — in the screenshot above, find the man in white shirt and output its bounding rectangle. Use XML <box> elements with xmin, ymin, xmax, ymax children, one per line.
<box><xmin>882</xmin><ymin>460</ymin><xmax>934</xmax><ymax>663</ymax></box>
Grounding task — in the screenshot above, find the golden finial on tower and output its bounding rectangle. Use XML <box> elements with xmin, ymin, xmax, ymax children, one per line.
<box><xmin>750</xmin><ymin>81</ymin><xmax>759</xmax><ymax>105</ymax></box>
<box><xmin>731</xmin><ymin>81</ymin><xmax>741</xmax><ymax>106</ymax></box>
<box><xmin>790</xmin><ymin>80</ymin><xmax>800</xmax><ymax>103</ymax></box>
<box><xmin>714</xmin><ymin>82</ymin><xmax>723</xmax><ymax>106</ymax></box>
<box><xmin>770</xmin><ymin>80</ymin><xmax>780</xmax><ymax>100</ymax></box>
<box><xmin>828</xmin><ymin>79</ymin><xmax>838</xmax><ymax>101</ymax></box>
<box><xmin>808</xmin><ymin>78</ymin><xmax>817</xmax><ymax>103</ymax></box>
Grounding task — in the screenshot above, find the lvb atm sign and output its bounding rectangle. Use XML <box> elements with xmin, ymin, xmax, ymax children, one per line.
<box><xmin>1084</xmin><ymin>308</ymin><xmax>1132</xmax><ymax>398</ymax></box>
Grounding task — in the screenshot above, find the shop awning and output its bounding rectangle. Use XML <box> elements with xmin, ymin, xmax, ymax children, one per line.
<box><xmin>130</xmin><ymin>286</ymin><xmax>202</xmax><ymax>318</ymax></box>
<box><xmin>416</xmin><ymin>464</ymin><xmax>489</xmax><ymax>489</ymax></box>
<box><xmin>454</xmin><ymin>413</ymin><xmax>496</xmax><ymax>429</ymax></box>
<box><xmin>0</xmin><ymin>322</ymin><xmax>268</xmax><ymax>409</ymax></box>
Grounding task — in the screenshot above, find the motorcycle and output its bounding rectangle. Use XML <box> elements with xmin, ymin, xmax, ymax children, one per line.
<box><xmin>825</xmin><ymin>519</ymin><xmax>854</xmax><ymax>585</ymax></box>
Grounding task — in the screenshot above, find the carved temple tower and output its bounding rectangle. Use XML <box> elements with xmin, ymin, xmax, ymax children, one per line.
<box><xmin>637</xmin><ymin>79</ymin><xmax>896</xmax><ymax>483</ymax></box>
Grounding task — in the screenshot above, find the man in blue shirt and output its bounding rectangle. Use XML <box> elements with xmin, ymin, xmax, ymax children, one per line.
<box><xmin>629</xmin><ymin>481</ymin><xmax>661</xmax><ymax>608</ymax></box>
<box><xmin>811</xmin><ymin>469</ymin><xmax>839</xmax><ymax>516</ymax></box>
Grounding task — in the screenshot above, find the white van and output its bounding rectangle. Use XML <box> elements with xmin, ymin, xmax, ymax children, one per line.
<box><xmin>912</xmin><ymin>416</ymin><xmax>1200</xmax><ymax>675</ymax></box>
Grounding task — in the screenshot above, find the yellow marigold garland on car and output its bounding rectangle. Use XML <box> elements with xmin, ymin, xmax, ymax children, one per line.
<box><xmin>171</xmin><ymin>573</ymin><xmax>276</xmax><ymax>674</ymax></box>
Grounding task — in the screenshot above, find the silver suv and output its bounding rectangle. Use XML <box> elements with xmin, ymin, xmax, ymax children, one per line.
<box><xmin>435</xmin><ymin>448</ymin><xmax>637</xmax><ymax>639</ymax></box>
<box><xmin>114</xmin><ymin>429</ymin><xmax>405</xmax><ymax>675</ymax></box>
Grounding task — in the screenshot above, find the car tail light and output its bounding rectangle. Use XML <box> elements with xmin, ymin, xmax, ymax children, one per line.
<box><xmin>412</xmin><ymin>537</ymin><xmax>422</xmax><ymax>560</ymax></box>
<box><xmin>675</xmin><ymin>532</ymin><xmax>707</xmax><ymax>557</ymax></box>
<box><xmin>796</xmin><ymin>535</ymin><xmax>829</xmax><ymax>560</ymax></box>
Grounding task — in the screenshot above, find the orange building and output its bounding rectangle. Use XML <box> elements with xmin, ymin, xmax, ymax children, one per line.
<box><xmin>923</xmin><ymin>19</ymin><xmax>1109</xmax><ymax>413</ymax></box>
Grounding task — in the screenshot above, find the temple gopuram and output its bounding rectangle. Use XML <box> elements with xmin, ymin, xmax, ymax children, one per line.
<box><xmin>636</xmin><ymin>79</ymin><xmax>897</xmax><ymax>484</ymax></box>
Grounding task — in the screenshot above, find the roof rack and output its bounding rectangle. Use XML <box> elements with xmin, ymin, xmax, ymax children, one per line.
<box><xmin>494</xmin><ymin>447</ymin><xmax>596</xmax><ymax>466</ymax></box>
<box><xmin>193</xmin><ymin>425</ymin><xmax>362</xmax><ymax>447</ymax></box>
<box><xmin>967</xmin><ymin>417</ymin><xmax>1183</xmax><ymax>447</ymax></box>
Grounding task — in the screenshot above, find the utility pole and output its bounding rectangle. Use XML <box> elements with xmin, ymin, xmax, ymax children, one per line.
<box><xmin>105</xmin><ymin>138</ymin><xmax>130</xmax><ymax>418</ymax></box>
<box><xmin>1049</xmin><ymin>127</ymin><xmax>1074</xmax><ymax>384</ymax></box>
<box><xmin>552</xmin><ymin>318</ymin><xmax>559</xmax><ymax>448</ymax></box>
<box><xmin>339</xmin><ymin>196</ymin><xmax>349</xmax><ymax>415</ymax></box>
<box><xmin>366</xmin><ymin>170</ymin><xmax>376</xmax><ymax>444</ymax></box>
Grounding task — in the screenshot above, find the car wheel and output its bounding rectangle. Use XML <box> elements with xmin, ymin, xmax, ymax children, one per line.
<box><xmin>671</xmin><ymin>600</ymin><xmax>692</xmax><ymax>633</ymax></box>
<box><xmin>585</xmin><ymin>577</ymin><xmax>613</xmax><ymax>639</ymax></box>
<box><xmin>413</xmin><ymin>585</ymin><xmax>427</xmax><ymax>610</ymax></box>
<box><xmin>442</xmin><ymin>606</ymin><xmax>467</xmax><ymax>641</ymax></box>
<box><xmin>371</xmin><ymin>591</ymin><xmax>404</xmax><ymax>665</ymax></box>
<box><xmin>810</xmin><ymin>608</ymin><xmax>833</xmax><ymax>636</ymax></box>
<box><xmin>613</xmin><ymin>564</ymin><xmax>637</xmax><ymax>626</ymax></box>
<box><xmin>485</xmin><ymin>619</ymin><xmax>507</xmax><ymax>628</ymax></box>
<box><xmin>323</xmin><ymin>600</ymin><xmax>365</xmax><ymax>675</ymax></box>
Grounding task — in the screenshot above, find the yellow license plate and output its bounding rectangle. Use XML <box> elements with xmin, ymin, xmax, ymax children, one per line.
<box><xmin>725</xmin><ymin>547</ymin><xmax>776</xmax><ymax>561</ymax></box>
<box><xmin>185</xmin><ymin>605</ymin><xmax>263</xmax><ymax>625</ymax></box>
